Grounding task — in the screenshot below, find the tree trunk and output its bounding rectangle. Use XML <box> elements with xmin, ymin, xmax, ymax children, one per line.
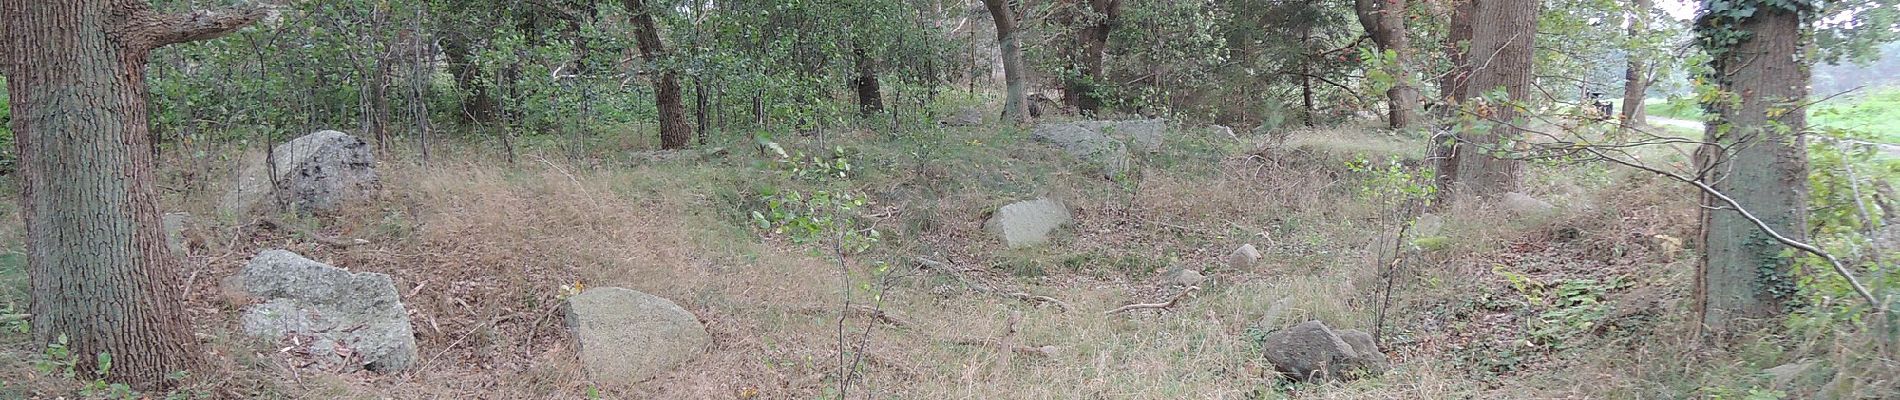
<box><xmin>1</xmin><ymin>1</ymin><xmax>261</xmax><ymax>390</ymax></box>
<box><xmin>1437</xmin><ymin>0</ymin><xmax>1475</xmax><ymax>107</ymax></box>
<box><xmin>1430</xmin><ymin>0</ymin><xmax>1475</xmax><ymax>202</ymax></box>
<box><xmin>852</xmin><ymin>47</ymin><xmax>884</xmax><ymax>116</ymax></box>
<box><xmin>1355</xmin><ymin>0</ymin><xmax>1420</xmax><ymax>129</ymax></box>
<box><xmin>1694</xmin><ymin>7</ymin><xmax>1809</xmax><ymax>335</ymax></box>
<box><xmin>981</xmin><ymin>0</ymin><xmax>1032</xmax><ymax>123</ymax></box>
<box><xmin>1448</xmin><ymin>0</ymin><xmax>1537</xmax><ymax>199</ymax></box>
<box><xmin>1618</xmin><ymin>0</ymin><xmax>1651</xmax><ymax>129</ymax></box>
<box><xmin>1066</xmin><ymin>0</ymin><xmax>1118</xmax><ymax>115</ymax></box>
<box><xmin>625</xmin><ymin>0</ymin><xmax>693</xmax><ymax>149</ymax></box>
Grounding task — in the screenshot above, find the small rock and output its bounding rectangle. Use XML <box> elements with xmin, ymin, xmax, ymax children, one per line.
<box><xmin>984</xmin><ymin>198</ymin><xmax>1074</xmax><ymax>248</ymax></box>
<box><xmin>1209</xmin><ymin>125</ymin><xmax>1238</xmax><ymax>140</ymax></box>
<box><xmin>235</xmin><ymin>250</ymin><xmax>417</xmax><ymax>372</ymax></box>
<box><xmin>1227</xmin><ymin>244</ymin><xmax>1262</xmax><ymax>269</ymax></box>
<box><xmin>1412</xmin><ymin>214</ymin><xmax>1445</xmax><ymax>238</ymax></box>
<box><xmin>1165</xmin><ymin>269</ymin><xmax>1207</xmax><ymax>287</ymax></box>
<box><xmin>1259</xmin><ymin>320</ymin><xmax>1386</xmax><ymax>382</ymax></box>
<box><xmin>271</xmin><ymin>130</ymin><xmax>379</xmax><ymax>214</ymax></box>
<box><xmin>1764</xmin><ymin>360</ymin><xmax>1816</xmax><ymax>388</ymax></box>
<box><xmin>1500</xmin><ymin>192</ymin><xmax>1556</xmax><ymax>216</ymax></box>
<box><xmin>566</xmin><ymin>287</ymin><xmax>710</xmax><ymax>386</ymax></box>
<box><xmin>1031</xmin><ymin>122</ymin><xmax>1131</xmax><ymax>178</ymax></box>
<box><xmin>941</xmin><ymin>107</ymin><xmax>984</xmax><ymax>127</ymax></box>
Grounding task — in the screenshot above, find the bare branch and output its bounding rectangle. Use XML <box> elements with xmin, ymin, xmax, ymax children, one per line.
<box><xmin>1105</xmin><ymin>286</ymin><xmax>1201</xmax><ymax>315</ymax></box>
<box><xmin>142</xmin><ymin>5</ymin><xmax>268</xmax><ymax>50</ymax></box>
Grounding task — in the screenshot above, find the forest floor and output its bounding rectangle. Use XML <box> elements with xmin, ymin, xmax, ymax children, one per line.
<box><xmin>0</xmin><ymin>110</ymin><xmax>1890</xmax><ymax>399</ymax></box>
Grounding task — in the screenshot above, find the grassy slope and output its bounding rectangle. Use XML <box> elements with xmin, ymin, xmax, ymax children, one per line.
<box><xmin>0</xmin><ymin>110</ymin><xmax>1886</xmax><ymax>398</ymax></box>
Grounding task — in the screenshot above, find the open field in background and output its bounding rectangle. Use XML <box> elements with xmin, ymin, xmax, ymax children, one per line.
<box><xmin>1647</xmin><ymin>86</ymin><xmax>1900</xmax><ymax>142</ymax></box>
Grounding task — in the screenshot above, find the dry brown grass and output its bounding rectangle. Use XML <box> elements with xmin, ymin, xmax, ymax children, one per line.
<box><xmin>3</xmin><ymin>119</ymin><xmax>1889</xmax><ymax>399</ymax></box>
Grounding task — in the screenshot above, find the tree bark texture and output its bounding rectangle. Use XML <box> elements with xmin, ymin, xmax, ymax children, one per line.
<box><xmin>1618</xmin><ymin>0</ymin><xmax>1652</xmax><ymax>128</ymax></box>
<box><xmin>1355</xmin><ymin>0</ymin><xmax>1420</xmax><ymax>129</ymax></box>
<box><xmin>1449</xmin><ymin>0</ymin><xmax>1537</xmax><ymax>199</ymax></box>
<box><xmin>1</xmin><ymin>0</ymin><xmax>261</xmax><ymax>390</ymax></box>
<box><xmin>982</xmin><ymin>0</ymin><xmax>1033</xmax><ymax>123</ymax></box>
<box><xmin>625</xmin><ymin>0</ymin><xmax>693</xmax><ymax>149</ymax></box>
<box><xmin>1431</xmin><ymin>0</ymin><xmax>1475</xmax><ymax>198</ymax></box>
<box><xmin>1694</xmin><ymin>7</ymin><xmax>1810</xmax><ymax>334</ymax></box>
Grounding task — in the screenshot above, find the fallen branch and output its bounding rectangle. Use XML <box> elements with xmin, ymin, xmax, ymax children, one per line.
<box><xmin>1005</xmin><ymin>292</ymin><xmax>1072</xmax><ymax>313</ymax></box>
<box><xmin>1105</xmin><ymin>286</ymin><xmax>1202</xmax><ymax>315</ymax></box>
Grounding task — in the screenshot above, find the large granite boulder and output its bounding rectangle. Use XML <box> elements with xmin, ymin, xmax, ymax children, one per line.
<box><xmin>217</xmin><ymin>149</ymin><xmax>272</xmax><ymax>216</ymax></box>
<box><xmin>1259</xmin><ymin>320</ymin><xmax>1387</xmax><ymax>382</ymax></box>
<box><xmin>1031</xmin><ymin>119</ymin><xmax>1170</xmax><ymax>177</ymax></box>
<box><xmin>565</xmin><ymin>287</ymin><xmax>710</xmax><ymax>386</ymax></box>
<box><xmin>234</xmin><ymin>250</ymin><xmax>417</xmax><ymax>372</ymax></box>
<box><xmin>984</xmin><ymin>198</ymin><xmax>1074</xmax><ymax>249</ymax></box>
<box><xmin>271</xmin><ymin>130</ymin><xmax>379</xmax><ymax>214</ymax></box>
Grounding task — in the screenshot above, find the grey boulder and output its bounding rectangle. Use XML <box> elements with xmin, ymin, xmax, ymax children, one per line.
<box><xmin>235</xmin><ymin>249</ymin><xmax>417</xmax><ymax>372</ymax></box>
<box><xmin>1259</xmin><ymin>320</ymin><xmax>1387</xmax><ymax>382</ymax></box>
<box><xmin>984</xmin><ymin>198</ymin><xmax>1075</xmax><ymax>248</ymax></box>
<box><xmin>271</xmin><ymin>130</ymin><xmax>379</xmax><ymax>214</ymax></box>
<box><xmin>1500</xmin><ymin>192</ymin><xmax>1556</xmax><ymax>216</ymax></box>
<box><xmin>566</xmin><ymin>287</ymin><xmax>710</xmax><ymax>386</ymax></box>
<box><xmin>1030</xmin><ymin>119</ymin><xmax>1170</xmax><ymax>177</ymax></box>
<box><xmin>941</xmin><ymin>107</ymin><xmax>984</xmax><ymax>127</ymax></box>
<box><xmin>1227</xmin><ymin>244</ymin><xmax>1262</xmax><ymax>269</ymax></box>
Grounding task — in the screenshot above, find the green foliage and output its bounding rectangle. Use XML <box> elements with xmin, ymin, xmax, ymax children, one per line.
<box><xmin>751</xmin><ymin>147</ymin><xmax>880</xmax><ymax>253</ymax></box>
<box><xmin>1344</xmin><ymin>155</ymin><xmax>1436</xmax><ymax>208</ymax></box>
<box><xmin>0</xmin><ymin>76</ymin><xmax>11</xmax><ymax>175</ymax></box>
<box><xmin>0</xmin><ymin>302</ymin><xmax>26</xmax><ymax>334</ymax></box>
<box><xmin>1787</xmin><ymin>126</ymin><xmax>1900</xmax><ymax>333</ymax></box>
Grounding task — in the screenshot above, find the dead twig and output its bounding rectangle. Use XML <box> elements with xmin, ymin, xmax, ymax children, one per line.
<box><xmin>1005</xmin><ymin>292</ymin><xmax>1072</xmax><ymax>313</ymax></box>
<box><xmin>1105</xmin><ymin>286</ymin><xmax>1202</xmax><ymax>315</ymax></box>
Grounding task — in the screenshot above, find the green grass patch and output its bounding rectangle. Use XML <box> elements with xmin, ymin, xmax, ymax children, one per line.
<box><xmin>1813</xmin><ymin>87</ymin><xmax>1900</xmax><ymax>142</ymax></box>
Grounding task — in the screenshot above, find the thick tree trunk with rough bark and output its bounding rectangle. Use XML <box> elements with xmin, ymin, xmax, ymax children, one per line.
<box><xmin>1449</xmin><ymin>0</ymin><xmax>1537</xmax><ymax>199</ymax></box>
<box><xmin>1</xmin><ymin>0</ymin><xmax>261</xmax><ymax>390</ymax></box>
<box><xmin>1694</xmin><ymin>7</ymin><xmax>1809</xmax><ymax>335</ymax></box>
<box><xmin>1619</xmin><ymin>0</ymin><xmax>1651</xmax><ymax>128</ymax></box>
<box><xmin>982</xmin><ymin>0</ymin><xmax>1032</xmax><ymax>123</ymax></box>
<box><xmin>1431</xmin><ymin>0</ymin><xmax>1475</xmax><ymax>198</ymax></box>
<box><xmin>1356</xmin><ymin>0</ymin><xmax>1420</xmax><ymax>129</ymax></box>
<box><xmin>626</xmin><ymin>0</ymin><xmax>693</xmax><ymax>149</ymax></box>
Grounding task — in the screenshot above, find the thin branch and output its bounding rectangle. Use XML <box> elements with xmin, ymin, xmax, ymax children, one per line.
<box><xmin>1105</xmin><ymin>286</ymin><xmax>1201</xmax><ymax>315</ymax></box>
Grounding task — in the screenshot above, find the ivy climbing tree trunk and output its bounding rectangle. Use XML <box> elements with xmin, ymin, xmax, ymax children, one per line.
<box><xmin>1355</xmin><ymin>0</ymin><xmax>1420</xmax><ymax>129</ymax></box>
<box><xmin>1693</xmin><ymin>4</ymin><xmax>1810</xmax><ymax>335</ymax></box>
<box><xmin>626</xmin><ymin>0</ymin><xmax>693</xmax><ymax>149</ymax></box>
<box><xmin>1448</xmin><ymin>0</ymin><xmax>1537</xmax><ymax>199</ymax></box>
<box><xmin>1618</xmin><ymin>0</ymin><xmax>1652</xmax><ymax>129</ymax></box>
<box><xmin>981</xmin><ymin>0</ymin><xmax>1032</xmax><ymax>123</ymax></box>
<box><xmin>1</xmin><ymin>0</ymin><xmax>262</xmax><ymax>390</ymax></box>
